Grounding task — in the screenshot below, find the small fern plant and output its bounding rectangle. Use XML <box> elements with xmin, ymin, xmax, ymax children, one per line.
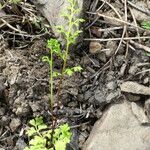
<box><xmin>42</xmin><ymin>0</ymin><xmax>84</xmax><ymax>109</ymax></box>
<box><xmin>24</xmin><ymin>117</ymin><xmax>72</xmax><ymax>150</ymax></box>
<box><xmin>25</xmin><ymin>0</ymin><xmax>84</xmax><ymax>149</ymax></box>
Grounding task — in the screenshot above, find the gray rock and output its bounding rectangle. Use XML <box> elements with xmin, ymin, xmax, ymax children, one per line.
<box><xmin>29</xmin><ymin>102</ymin><xmax>41</xmax><ymax>112</ymax></box>
<box><xmin>0</xmin><ymin>10</ymin><xmax>6</xmax><ymax>17</ymax></box>
<box><xmin>128</xmin><ymin>66</ymin><xmax>138</xmax><ymax>75</ymax></box>
<box><xmin>0</xmin><ymin>82</ymin><xmax>5</xmax><ymax>99</ymax></box>
<box><xmin>144</xmin><ymin>99</ymin><xmax>150</xmax><ymax>120</ymax></box>
<box><xmin>33</xmin><ymin>0</ymin><xmax>86</xmax><ymax>42</ymax></box>
<box><xmin>94</xmin><ymin>90</ymin><xmax>106</xmax><ymax>105</ymax></box>
<box><xmin>131</xmin><ymin>1</ymin><xmax>150</xmax><ymax>22</ymax></box>
<box><xmin>106</xmin><ymin>91</ymin><xmax>119</xmax><ymax>103</ymax></box>
<box><xmin>125</xmin><ymin>93</ymin><xmax>141</xmax><ymax>102</ymax></box>
<box><xmin>106</xmin><ymin>81</ymin><xmax>117</xmax><ymax>90</ymax></box>
<box><xmin>9</xmin><ymin>118</ymin><xmax>21</xmax><ymax>132</ymax></box>
<box><xmin>131</xmin><ymin>102</ymin><xmax>149</xmax><ymax>124</ymax></box>
<box><xmin>120</xmin><ymin>81</ymin><xmax>150</xmax><ymax>95</ymax></box>
<box><xmin>0</xmin><ymin>116</ymin><xmax>10</xmax><ymax>126</ymax></box>
<box><xmin>83</xmin><ymin>101</ymin><xmax>150</xmax><ymax>150</ymax></box>
<box><xmin>15</xmin><ymin>102</ymin><xmax>30</xmax><ymax>116</ymax></box>
<box><xmin>84</xmin><ymin>91</ymin><xmax>92</xmax><ymax>101</ymax></box>
<box><xmin>15</xmin><ymin>138</ymin><xmax>27</xmax><ymax>150</ymax></box>
<box><xmin>105</xmin><ymin>41</ymin><xmax>117</xmax><ymax>57</ymax></box>
<box><xmin>0</xmin><ymin>107</ymin><xmax>5</xmax><ymax>116</ymax></box>
<box><xmin>97</xmin><ymin>53</ymin><xmax>106</xmax><ymax>62</ymax></box>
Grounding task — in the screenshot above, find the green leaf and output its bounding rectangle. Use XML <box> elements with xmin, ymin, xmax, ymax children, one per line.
<box><xmin>38</xmin><ymin>124</ymin><xmax>48</xmax><ymax>130</ymax></box>
<box><xmin>53</xmin><ymin>71</ymin><xmax>61</xmax><ymax>77</ymax></box>
<box><xmin>26</xmin><ymin>127</ymin><xmax>37</xmax><ymax>137</ymax></box>
<box><xmin>29</xmin><ymin>117</ymin><xmax>44</xmax><ymax>127</ymax></box>
<box><xmin>73</xmin><ymin>66</ymin><xmax>82</xmax><ymax>72</ymax></box>
<box><xmin>65</xmin><ymin>68</ymin><xmax>73</xmax><ymax>76</ymax></box>
<box><xmin>42</xmin><ymin>56</ymin><xmax>51</xmax><ymax>63</ymax></box>
<box><xmin>29</xmin><ymin>136</ymin><xmax>46</xmax><ymax>146</ymax></box>
<box><xmin>55</xmin><ymin>140</ymin><xmax>66</xmax><ymax>150</ymax></box>
<box><xmin>47</xmin><ymin>38</ymin><xmax>63</xmax><ymax>58</ymax></box>
<box><xmin>141</xmin><ymin>21</ymin><xmax>150</xmax><ymax>30</ymax></box>
<box><xmin>146</xmin><ymin>52</ymin><xmax>150</xmax><ymax>57</ymax></box>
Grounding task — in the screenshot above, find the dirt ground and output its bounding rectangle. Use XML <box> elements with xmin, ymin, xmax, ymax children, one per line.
<box><xmin>0</xmin><ymin>0</ymin><xmax>150</xmax><ymax>150</ymax></box>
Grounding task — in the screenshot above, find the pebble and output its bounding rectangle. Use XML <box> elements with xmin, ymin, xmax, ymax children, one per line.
<box><xmin>105</xmin><ymin>41</ymin><xmax>117</xmax><ymax>57</ymax></box>
<box><xmin>9</xmin><ymin>118</ymin><xmax>21</xmax><ymax>132</ymax></box>
<box><xmin>131</xmin><ymin>102</ymin><xmax>149</xmax><ymax>124</ymax></box>
<box><xmin>120</xmin><ymin>81</ymin><xmax>150</xmax><ymax>95</ymax></box>
<box><xmin>0</xmin><ymin>82</ymin><xmax>5</xmax><ymax>99</ymax></box>
<box><xmin>106</xmin><ymin>91</ymin><xmax>119</xmax><ymax>103</ymax></box>
<box><xmin>128</xmin><ymin>66</ymin><xmax>138</xmax><ymax>75</ymax></box>
<box><xmin>106</xmin><ymin>81</ymin><xmax>117</xmax><ymax>90</ymax></box>
<box><xmin>89</xmin><ymin>42</ymin><xmax>102</xmax><ymax>54</ymax></box>
<box><xmin>94</xmin><ymin>90</ymin><xmax>106</xmax><ymax>105</ymax></box>
<box><xmin>144</xmin><ymin>99</ymin><xmax>150</xmax><ymax>120</ymax></box>
<box><xmin>125</xmin><ymin>93</ymin><xmax>141</xmax><ymax>102</ymax></box>
<box><xmin>15</xmin><ymin>138</ymin><xmax>27</xmax><ymax>150</ymax></box>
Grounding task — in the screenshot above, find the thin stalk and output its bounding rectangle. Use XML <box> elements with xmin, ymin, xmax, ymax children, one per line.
<box><xmin>50</xmin><ymin>49</ymin><xmax>53</xmax><ymax>110</ymax></box>
<box><xmin>57</xmin><ymin>8</ymin><xmax>74</xmax><ymax>103</ymax></box>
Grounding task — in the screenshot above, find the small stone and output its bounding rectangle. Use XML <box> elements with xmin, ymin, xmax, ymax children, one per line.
<box><xmin>114</xmin><ymin>55</ymin><xmax>125</xmax><ymax>67</ymax></box>
<box><xmin>91</xmin><ymin>26</ymin><xmax>102</xmax><ymax>37</ymax></box>
<box><xmin>131</xmin><ymin>1</ymin><xmax>150</xmax><ymax>21</ymax></box>
<box><xmin>125</xmin><ymin>93</ymin><xmax>141</xmax><ymax>102</ymax></box>
<box><xmin>128</xmin><ymin>66</ymin><xmax>138</xmax><ymax>75</ymax></box>
<box><xmin>143</xmin><ymin>77</ymin><xmax>149</xmax><ymax>84</ymax></box>
<box><xmin>106</xmin><ymin>81</ymin><xmax>117</xmax><ymax>90</ymax></box>
<box><xmin>29</xmin><ymin>102</ymin><xmax>40</xmax><ymax>112</ymax></box>
<box><xmin>120</xmin><ymin>81</ymin><xmax>150</xmax><ymax>95</ymax></box>
<box><xmin>131</xmin><ymin>102</ymin><xmax>149</xmax><ymax>124</ymax></box>
<box><xmin>0</xmin><ymin>82</ymin><xmax>5</xmax><ymax>99</ymax></box>
<box><xmin>106</xmin><ymin>91</ymin><xmax>119</xmax><ymax>103</ymax></box>
<box><xmin>0</xmin><ymin>116</ymin><xmax>10</xmax><ymax>126</ymax></box>
<box><xmin>84</xmin><ymin>91</ymin><xmax>92</xmax><ymax>101</ymax></box>
<box><xmin>105</xmin><ymin>41</ymin><xmax>117</xmax><ymax>57</ymax></box>
<box><xmin>79</xmin><ymin>132</ymin><xmax>88</xmax><ymax>147</ymax></box>
<box><xmin>97</xmin><ymin>53</ymin><xmax>106</xmax><ymax>62</ymax></box>
<box><xmin>15</xmin><ymin>138</ymin><xmax>27</xmax><ymax>150</ymax></box>
<box><xmin>14</xmin><ymin>102</ymin><xmax>30</xmax><ymax>116</ymax></box>
<box><xmin>81</xmin><ymin>56</ymin><xmax>91</xmax><ymax>65</ymax></box>
<box><xmin>144</xmin><ymin>99</ymin><xmax>150</xmax><ymax>120</ymax></box>
<box><xmin>0</xmin><ymin>107</ymin><xmax>5</xmax><ymax>116</ymax></box>
<box><xmin>68</xmin><ymin>101</ymin><xmax>78</xmax><ymax>107</ymax></box>
<box><xmin>68</xmin><ymin>88</ymin><xmax>78</xmax><ymax>96</ymax></box>
<box><xmin>104</xmin><ymin>10</ymin><xmax>122</xmax><ymax>26</ymax></box>
<box><xmin>95</xmin><ymin>109</ymin><xmax>102</xmax><ymax>118</ymax></box>
<box><xmin>89</xmin><ymin>42</ymin><xmax>102</xmax><ymax>54</ymax></box>
<box><xmin>10</xmin><ymin>118</ymin><xmax>21</xmax><ymax>132</ymax></box>
<box><xmin>94</xmin><ymin>90</ymin><xmax>106</xmax><ymax>105</ymax></box>
<box><xmin>119</xmin><ymin>63</ymin><xmax>127</xmax><ymax>76</ymax></box>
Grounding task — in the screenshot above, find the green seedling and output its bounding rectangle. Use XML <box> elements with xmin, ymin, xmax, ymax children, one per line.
<box><xmin>141</xmin><ymin>21</ymin><xmax>150</xmax><ymax>30</ymax></box>
<box><xmin>42</xmin><ymin>0</ymin><xmax>84</xmax><ymax>108</ymax></box>
<box><xmin>25</xmin><ymin>0</ymin><xmax>84</xmax><ymax>149</ymax></box>
<box><xmin>24</xmin><ymin>117</ymin><xmax>72</xmax><ymax>150</ymax></box>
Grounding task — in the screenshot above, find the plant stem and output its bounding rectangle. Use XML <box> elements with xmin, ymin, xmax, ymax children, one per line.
<box><xmin>57</xmin><ymin>9</ymin><xmax>74</xmax><ymax>104</ymax></box>
<box><xmin>50</xmin><ymin>49</ymin><xmax>53</xmax><ymax>110</ymax></box>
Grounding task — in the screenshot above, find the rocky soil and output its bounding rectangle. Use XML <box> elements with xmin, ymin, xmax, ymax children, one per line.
<box><xmin>0</xmin><ymin>0</ymin><xmax>150</xmax><ymax>150</ymax></box>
